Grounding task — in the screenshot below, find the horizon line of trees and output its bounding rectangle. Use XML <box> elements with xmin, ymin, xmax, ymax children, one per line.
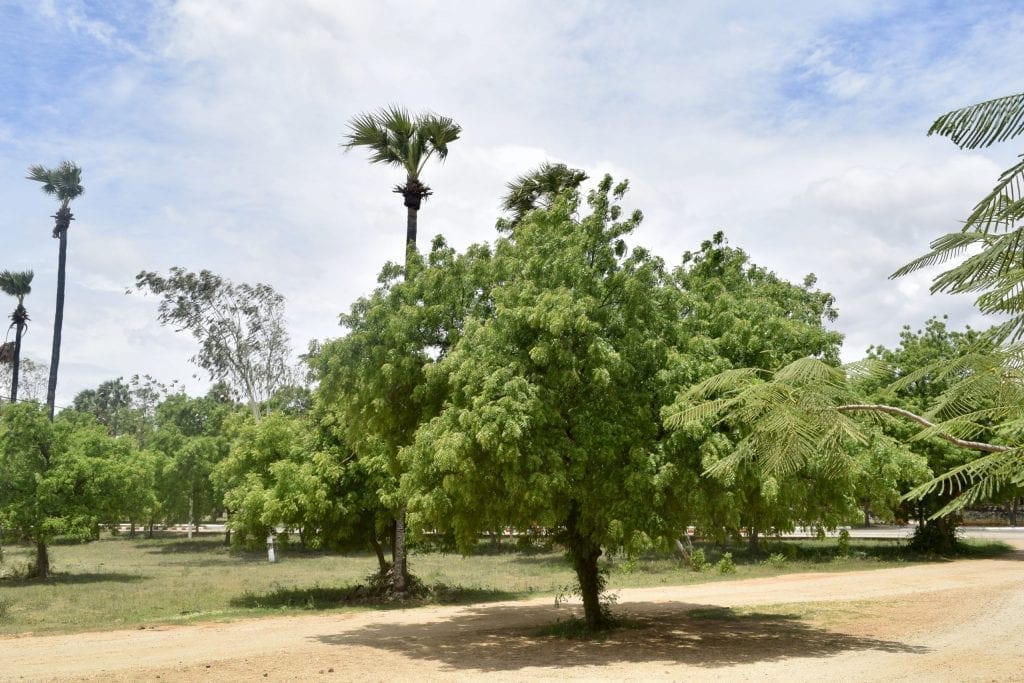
<box><xmin>4</xmin><ymin>92</ymin><xmax>1024</xmax><ymax>630</ymax></box>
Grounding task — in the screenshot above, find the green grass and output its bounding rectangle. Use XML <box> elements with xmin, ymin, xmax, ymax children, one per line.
<box><xmin>0</xmin><ymin>533</ymin><xmax>1012</xmax><ymax>636</ymax></box>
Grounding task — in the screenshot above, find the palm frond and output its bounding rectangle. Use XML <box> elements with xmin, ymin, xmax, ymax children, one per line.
<box><xmin>890</xmin><ymin>231</ymin><xmax>985</xmax><ymax>279</ymax></box>
<box><xmin>27</xmin><ymin>161</ymin><xmax>84</xmax><ymax>205</ymax></box>
<box><xmin>928</xmin><ymin>92</ymin><xmax>1024</xmax><ymax>149</ymax></box>
<box><xmin>961</xmin><ymin>156</ymin><xmax>1024</xmax><ymax>234</ymax></box>
<box><xmin>343</xmin><ymin>106</ymin><xmax>460</xmax><ymax>180</ymax></box>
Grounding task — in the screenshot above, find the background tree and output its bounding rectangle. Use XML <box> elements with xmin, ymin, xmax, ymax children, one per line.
<box><xmin>0</xmin><ymin>403</ymin><xmax>144</xmax><ymax>577</ymax></box>
<box><xmin>147</xmin><ymin>387</ymin><xmax>235</xmax><ymax>537</ymax></box>
<box><xmin>343</xmin><ymin>106</ymin><xmax>461</xmax><ymax>250</ymax></box>
<box><xmin>316</xmin><ymin>237</ymin><xmax>494</xmax><ymax>595</ymax></box>
<box><xmin>27</xmin><ymin>161</ymin><xmax>83</xmax><ymax>420</ymax></box>
<box><xmin>663</xmin><ymin>232</ymin><xmax>857</xmax><ymax>551</ymax></box>
<box><xmin>134</xmin><ymin>268</ymin><xmax>293</xmax><ymax>421</ymax></box>
<box><xmin>0</xmin><ymin>270</ymin><xmax>33</xmax><ymax>403</ymax></box>
<box><xmin>0</xmin><ymin>357</ymin><xmax>48</xmax><ymax>405</ymax></box>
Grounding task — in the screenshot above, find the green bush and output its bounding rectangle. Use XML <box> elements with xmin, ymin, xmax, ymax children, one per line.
<box><xmin>689</xmin><ymin>548</ymin><xmax>709</xmax><ymax>571</ymax></box>
<box><xmin>837</xmin><ymin>529</ymin><xmax>851</xmax><ymax>557</ymax></box>
<box><xmin>763</xmin><ymin>553</ymin><xmax>786</xmax><ymax>568</ymax></box>
<box><xmin>716</xmin><ymin>552</ymin><xmax>736</xmax><ymax>574</ymax></box>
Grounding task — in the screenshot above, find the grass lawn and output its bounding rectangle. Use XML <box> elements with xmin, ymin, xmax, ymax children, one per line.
<box><xmin>0</xmin><ymin>532</ymin><xmax>1010</xmax><ymax>636</ymax></box>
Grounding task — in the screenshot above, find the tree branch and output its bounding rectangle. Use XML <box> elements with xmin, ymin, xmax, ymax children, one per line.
<box><xmin>835</xmin><ymin>403</ymin><xmax>1011</xmax><ymax>453</ymax></box>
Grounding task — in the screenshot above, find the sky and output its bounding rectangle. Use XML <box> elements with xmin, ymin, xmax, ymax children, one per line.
<box><xmin>1</xmin><ymin>0</ymin><xmax>1023</xmax><ymax>408</ymax></box>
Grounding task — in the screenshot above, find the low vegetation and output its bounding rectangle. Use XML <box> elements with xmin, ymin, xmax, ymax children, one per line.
<box><xmin>0</xmin><ymin>533</ymin><xmax>1010</xmax><ymax>636</ymax></box>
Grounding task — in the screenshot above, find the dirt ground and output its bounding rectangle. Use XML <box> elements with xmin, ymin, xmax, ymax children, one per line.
<box><xmin>2</xmin><ymin>539</ymin><xmax>1022</xmax><ymax>682</ymax></box>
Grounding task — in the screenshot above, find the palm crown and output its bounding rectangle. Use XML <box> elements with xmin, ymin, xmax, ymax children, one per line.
<box><xmin>501</xmin><ymin>162</ymin><xmax>589</xmax><ymax>225</ymax></box>
<box><xmin>27</xmin><ymin>161</ymin><xmax>85</xmax><ymax>208</ymax></box>
<box><xmin>343</xmin><ymin>106</ymin><xmax>460</xmax><ymax>204</ymax></box>
<box><xmin>0</xmin><ymin>270</ymin><xmax>33</xmax><ymax>306</ymax></box>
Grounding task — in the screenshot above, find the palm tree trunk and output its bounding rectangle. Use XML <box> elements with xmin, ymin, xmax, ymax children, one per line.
<box><xmin>406</xmin><ymin>205</ymin><xmax>418</xmax><ymax>248</ymax></box>
<box><xmin>10</xmin><ymin>319</ymin><xmax>23</xmax><ymax>403</ymax></box>
<box><xmin>46</xmin><ymin>215</ymin><xmax>70</xmax><ymax>421</ymax></box>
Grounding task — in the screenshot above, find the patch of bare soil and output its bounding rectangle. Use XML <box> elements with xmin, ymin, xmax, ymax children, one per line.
<box><xmin>3</xmin><ymin>548</ymin><xmax>1023</xmax><ymax>682</ymax></box>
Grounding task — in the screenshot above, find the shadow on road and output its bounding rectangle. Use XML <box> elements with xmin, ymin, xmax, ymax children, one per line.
<box><xmin>312</xmin><ymin>600</ymin><xmax>927</xmax><ymax>672</ymax></box>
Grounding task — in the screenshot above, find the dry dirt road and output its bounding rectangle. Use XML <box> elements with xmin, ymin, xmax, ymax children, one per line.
<box><xmin>2</xmin><ymin>541</ymin><xmax>1022</xmax><ymax>682</ymax></box>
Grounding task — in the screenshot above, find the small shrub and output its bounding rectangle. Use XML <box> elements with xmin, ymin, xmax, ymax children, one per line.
<box><xmin>689</xmin><ymin>548</ymin><xmax>709</xmax><ymax>572</ymax></box>
<box><xmin>716</xmin><ymin>552</ymin><xmax>736</xmax><ymax>574</ymax></box>
<box><xmin>763</xmin><ymin>553</ymin><xmax>786</xmax><ymax>569</ymax></box>
<box><xmin>0</xmin><ymin>596</ymin><xmax>12</xmax><ymax>619</ymax></box>
<box><xmin>837</xmin><ymin>529</ymin><xmax>851</xmax><ymax>558</ymax></box>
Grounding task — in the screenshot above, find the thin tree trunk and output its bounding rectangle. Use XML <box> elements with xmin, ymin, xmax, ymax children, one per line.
<box><xmin>393</xmin><ymin>507</ymin><xmax>408</xmax><ymax>596</ymax></box>
<box><xmin>46</xmin><ymin>214</ymin><xmax>70</xmax><ymax>421</ymax></box>
<box><xmin>748</xmin><ymin>526</ymin><xmax>760</xmax><ymax>555</ymax></box>
<box><xmin>10</xmin><ymin>318</ymin><xmax>23</xmax><ymax>403</ymax></box>
<box><xmin>34</xmin><ymin>540</ymin><xmax>49</xmax><ymax>579</ymax></box>
<box><xmin>863</xmin><ymin>502</ymin><xmax>871</xmax><ymax>527</ymax></box>
<box><xmin>370</xmin><ymin>534</ymin><xmax>388</xmax><ymax>575</ymax></box>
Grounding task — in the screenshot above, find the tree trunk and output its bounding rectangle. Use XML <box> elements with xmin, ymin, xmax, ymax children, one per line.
<box><xmin>747</xmin><ymin>526</ymin><xmax>760</xmax><ymax>555</ymax></box>
<box><xmin>129</xmin><ymin>521</ymin><xmax>136</xmax><ymax>539</ymax></box>
<box><xmin>1009</xmin><ymin>498</ymin><xmax>1018</xmax><ymax>527</ymax></box>
<box><xmin>34</xmin><ymin>540</ymin><xmax>50</xmax><ymax>579</ymax></box>
<box><xmin>392</xmin><ymin>507</ymin><xmax>408</xmax><ymax>597</ymax></box>
<box><xmin>224</xmin><ymin>509</ymin><xmax>232</xmax><ymax>546</ymax></box>
<box><xmin>565</xmin><ymin>506</ymin><xmax>608</xmax><ymax>630</ymax></box>
<box><xmin>370</xmin><ymin>534</ymin><xmax>388</xmax><ymax>575</ymax></box>
<box><xmin>863</xmin><ymin>502</ymin><xmax>871</xmax><ymax>527</ymax></box>
<box><xmin>10</xmin><ymin>317</ymin><xmax>24</xmax><ymax>403</ymax></box>
<box><xmin>187</xmin><ymin>494</ymin><xmax>194</xmax><ymax>540</ymax></box>
<box><xmin>47</xmin><ymin>216</ymin><xmax>70</xmax><ymax>421</ymax></box>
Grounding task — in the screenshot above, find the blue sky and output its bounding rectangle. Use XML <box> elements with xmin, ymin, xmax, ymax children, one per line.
<box><xmin>1</xmin><ymin>0</ymin><xmax>1023</xmax><ymax>407</ymax></box>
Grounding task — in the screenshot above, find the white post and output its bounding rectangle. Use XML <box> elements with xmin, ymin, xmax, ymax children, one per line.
<box><xmin>267</xmin><ymin>533</ymin><xmax>277</xmax><ymax>563</ymax></box>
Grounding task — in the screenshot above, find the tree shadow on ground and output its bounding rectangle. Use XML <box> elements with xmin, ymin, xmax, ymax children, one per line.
<box><xmin>230</xmin><ymin>584</ymin><xmax>524</xmax><ymax>610</ymax></box>
<box><xmin>1</xmin><ymin>572</ymin><xmax>147</xmax><ymax>585</ymax></box>
<box><xmin>314</xmin><ymin>600</ymin><xmax>927</xmax><ymax>672</ymax></box>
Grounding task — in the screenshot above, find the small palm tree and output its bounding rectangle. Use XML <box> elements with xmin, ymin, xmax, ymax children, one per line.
<box><xmin>343</xmin><ymin>106</ymin><xmax>460</xmax><ymax>259</ymax></box>
<box><xmin>501</xmin><ymin>162</ymin><xmax>588</xmax><ymax>226</ymax></box>
<box><xmin>0</xmin><ymin>270</ymin><xmax>34</xmax><ymax>404</ymax></box>
<box><xmin>27</xmin><ymin>161</ymin><xmax>84</xmax><ymax>420</ymax></box>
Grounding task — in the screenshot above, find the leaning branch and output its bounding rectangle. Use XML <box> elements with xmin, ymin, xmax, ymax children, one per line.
<box><xmin>835</xmin><ymin>404</ymin><xmax>1011</xmax><ymax>453</ymax></box>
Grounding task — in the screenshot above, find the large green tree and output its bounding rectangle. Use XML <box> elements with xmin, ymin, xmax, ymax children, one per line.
<box><xmin>27</xmin><ymin>161</ymin><xmax>84</xmax><ymax>420</ymax></box>
<box><xmin>343</xmin><ymin>106</ymin><xmax>461</xmax><ymax>251</ymax></box>
<box><xmin>0</xmin><ymin>270</ymin><xmax>34</xmax><ymax>404</ymax></box>
<box><xmin>403</xmin><ymin>177</ymin><xmax>681</xmax><ymax>628</ymax></box>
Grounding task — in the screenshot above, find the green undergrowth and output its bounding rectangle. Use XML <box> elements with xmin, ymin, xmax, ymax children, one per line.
<box><xmin>0</xmin><ymin>532</ymin><xmax>1012</xmax><ymax>636</ymax></box>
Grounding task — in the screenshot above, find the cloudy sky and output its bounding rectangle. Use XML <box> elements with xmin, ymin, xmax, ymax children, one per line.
<box><xmin>1</xmin><ymin>0</ymin><xmax>1022</xmax><ymax>408</ymax></box>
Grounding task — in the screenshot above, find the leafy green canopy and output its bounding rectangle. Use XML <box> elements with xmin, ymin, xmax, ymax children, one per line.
<box><xmin>0</xmin><ymin>404</ymin><xmax>153</xmax><ymax>555</ymax></box>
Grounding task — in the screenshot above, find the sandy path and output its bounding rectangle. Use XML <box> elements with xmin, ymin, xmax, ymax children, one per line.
<box><xmin>2</xmin><ymin>552</ymin><xmax>1022</xmax><ymax>682</ymax></box>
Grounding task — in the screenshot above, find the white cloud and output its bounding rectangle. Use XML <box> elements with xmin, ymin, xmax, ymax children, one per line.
<box><xmin>4</xmin><ymin>1</ymin><xmax>1024</xmax><ymax>404</ymax></box>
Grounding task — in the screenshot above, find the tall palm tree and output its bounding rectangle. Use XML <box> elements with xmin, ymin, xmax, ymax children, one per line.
<box><xmin>342</xmin><ymin>107</ymin><xmax>459</xmax><ymax>598</ymax></box>
<box><xmin>27</xmin><ymin>161</ymin><xmax>84</xmax><ymax>420</ymax></box>
<box><xmin>500</xmin><ymin>162</ymin><xmax>588</xmax><ymax>226</ymax></box>
<box><xmin>343</xmin><ymin>106</ymin><xmax>461</xmax><ymax>255</ymax></box>
<box><xmin>0</xmin><ymin>270</ymin><xmax>34</xmax><ymax>404</ymax></box>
